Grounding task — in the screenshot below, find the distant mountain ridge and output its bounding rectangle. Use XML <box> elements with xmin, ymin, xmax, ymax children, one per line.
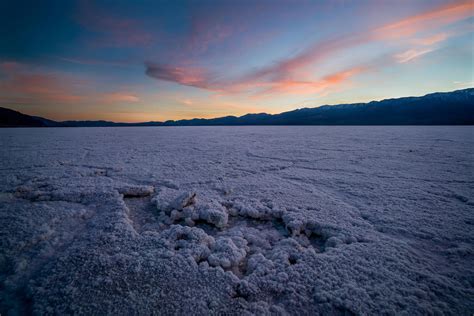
<box><xmin>1</xmin><ymin>88</ymin><xmax>473</xmax><ymax>127</ymax></box>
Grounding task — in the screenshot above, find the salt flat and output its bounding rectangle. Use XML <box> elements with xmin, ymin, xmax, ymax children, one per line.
<box><xmin>0</xmin><ymin>126</ymin><xmax>473</xmax><ymax>315</ymax></box>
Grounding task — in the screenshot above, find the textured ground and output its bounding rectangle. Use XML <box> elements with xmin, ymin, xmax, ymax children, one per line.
<box><xmin>0</xmin><ymin>126</ymin><xmax>473</xmax><ymax>315</ymax></box>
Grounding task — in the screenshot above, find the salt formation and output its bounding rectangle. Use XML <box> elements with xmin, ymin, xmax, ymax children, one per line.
<box><xmin>0</xmin><ymin>126</ymin><xmax>473</xmax><ymax>315</ymax></box>
<box><xmin>153</xmin><ymin>188</ymin><xmax>228</xmax><ymax>228</ymax></box>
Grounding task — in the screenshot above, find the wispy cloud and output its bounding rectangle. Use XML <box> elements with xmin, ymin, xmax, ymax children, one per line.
<box><xmin>248</xmin><ymin>66</ymin><xmax>367</xmax><ymax>97</ymax></box>
<box><xmin>0</xmin><ymin>61</ymin><xmax>23</xmax><ymax>73</ymax></box>
<box><xmin>240</xmin><ymin>0</ymin><xmax>472</xmax><ymax>88</ymax></box>
<box><xmin>0</xmin><ymin>61</ymin><xmax>142</xmax><ymax>107</ymax></box>
<box><xmin>77</xmin><ymin>1</ymin><xmax>153</xmax><ymax>47</ymax></box>
<box><xmin>413</xmin><ymin>33</ymin><xmax>448</xmax><ymax>46</ymax></box>
<box><xmin>180</xmin><ymin>99</ymin><xmax>194</xmax><ymax>106</ymax></box>
<box><xmin>145</xmin><ymin>62</ymin><xmax>218</xmax><ymax>90</ymax></box>
<box><xmin>395</xmin><ymin>48</ymin><xmax>435</xmax><ymax>63</ymax></box>
<box><xmin>373</xmin><ymin>0</ymin><xmax>473</xmax><ymax>40</ymax></box>
<box><xmin>100</xmin><ymin>92</ymin><xmax>140</xmax><ymax>104</ymax></box>
<box><xmin>0</xmin><ymin>62</ymin><xmax>84</xmax><ymax>104</ymax></box>
<box><xmin>186</xmin><ymin>17</ymin><xmax>233</xmax><ymax>55</ymax></box>
<box><xmin>145</xmin><ymin>0</ymin><xmax>473</xmax><ymax>97</ymax></box>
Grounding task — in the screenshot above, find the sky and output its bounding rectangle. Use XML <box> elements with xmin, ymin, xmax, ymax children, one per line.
<box><xmin>0</xmin><ymin>0</ymin><xmax>473</xmax><ymax>122</ymax></box>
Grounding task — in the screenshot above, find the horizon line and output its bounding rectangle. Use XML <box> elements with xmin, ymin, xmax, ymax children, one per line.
<box><xmin>2</xmin><ymin>86</ymin><xmax>473</xmax><ymax>124</ymax></box>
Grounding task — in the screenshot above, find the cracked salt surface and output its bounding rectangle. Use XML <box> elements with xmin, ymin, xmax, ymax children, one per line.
<box><xmin>0</xmin><ymin>126</ymin><xmax>473</xmax><ymax>315</ymax></box>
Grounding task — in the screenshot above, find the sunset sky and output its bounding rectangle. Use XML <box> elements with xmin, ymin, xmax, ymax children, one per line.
<box><xmin>0</xmin><ymin>0</ymin><xmax>473</xmax><ymax>122</ymax></box>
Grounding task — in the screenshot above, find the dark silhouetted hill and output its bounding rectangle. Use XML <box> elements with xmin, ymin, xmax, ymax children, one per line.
<box><xmin>0</xmin><ymin>107</ymin><xmax>56</xmax><ymax>127</ymax></box>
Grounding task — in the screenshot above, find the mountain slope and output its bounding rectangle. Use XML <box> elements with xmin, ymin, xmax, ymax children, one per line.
<box><xmin>1</xmin><ymin>88</ymin><xmax>473</xmax><ymax>127</ymax></box>
<box><xmin>0</xmin><ymin>107</ymin><xmax>51</xmax><ymax>127</ymax></box>
<box><xmin>163</xmin><ymin>88</ymin><xmax>474</xmax><ymax>126</ymax></box>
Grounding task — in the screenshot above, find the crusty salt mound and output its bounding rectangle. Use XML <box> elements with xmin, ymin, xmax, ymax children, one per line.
<box><xmin>0</xmin><ymin>126</ymin><xmax>473</xmax><ymax>314</ymax></box>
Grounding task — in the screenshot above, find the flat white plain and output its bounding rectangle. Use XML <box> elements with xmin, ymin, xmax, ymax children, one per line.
<box><xmin>0</xmin><ymin>126</ymin><xmax>473</xmax><ymax>315</ymax></box>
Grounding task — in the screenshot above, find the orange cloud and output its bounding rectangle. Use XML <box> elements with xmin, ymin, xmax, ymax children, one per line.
<box><xmin>0</xmin><ymin>64</ymin><xmax>156</xmax><ymax>126</ymax></box>
<box><xmin>248</xmin><ymin>0</ymin><xmax>473</xmax><ymax>85</ymax></box>
<box><xmin>145</xmin><ymin>62</ymin><xmax>217</xmax><ymax>90</ymax></box>
<box><xmin>101</xmin><ymin>92</ymin><xmax>140</xmax><ymax>103</ymax></box>
<box><xmin>0</xmin><ymin>62</ymin><xmax>142</xmax><ymax>107</ymax></box>
<box><xmin>180</xmin><ymin>99</ymin><xmax>194</xmax><ymax>106</ymax></box>
<box><xmin>145</xmin><ymin>0</ymin><xmax>473</xmax><ymax>97</ymax></box>
<box><xmin>374</xmin><ymin>0</ymin><xmax>473</xmax><ymax>40</ymax></box>
<box><xmin>255</xmin><ymin>66</ymin><xmax>366</xmax><ymax>96</ymax></box>
<box><xmin>0</xmin><ymin>66</ymin><xmax>84</xmax><ymax>104</ymax></box>
<box><xmin>413</xmin><ymin>33</ymin><xmax>448</xmax><ymax>46</ymax></box>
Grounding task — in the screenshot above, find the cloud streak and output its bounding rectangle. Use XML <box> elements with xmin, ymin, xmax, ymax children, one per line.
<box><xmin>101</xmin><ymin>92</ymin><xmax>140</xmax><ymax>104</ymax></box>
<box><xmin>373</xmin><ymin>0</ymin><xmax>473</xmax><ymax>40</ymax></box>
<box><xmin>0</xmin><ymin>62</ymin><xmax>142</xmax><ymax>107</ymax></box>
<box><xmin>412</xmin><ymin>33</ymin><xmax>448</xmax><ymax>46</ymax></box>
<box><xmin>77</xmin><ymin>0</ymin><xmax>153</xmax><ymax>47</ymax></box>
<box><xmin>0</xmin><ymin>63</ymin><xmax>84</xmax><ymax>104</ymax></box>
<box><xmin>145</xmin><ymin>62</ymin><xmax>217</xmax><ymax>90</ymax></box>
<box><xmin>145</xmin><ymin>0</ymin><xmax>473</xmax><ymax>97</ymax></box>
<box><xmin>395</xmin><ymin>48</ymin><xmax>435</xmax><ymax>63</ymax></box>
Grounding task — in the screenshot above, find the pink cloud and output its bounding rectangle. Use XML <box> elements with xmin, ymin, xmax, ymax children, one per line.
<box><xmin>180</xmin><ymin>99</ymin><xmax>194</xmax><ymax>106</ymax></box>
<box><xmin>145</xmin><ymin>59</ymin><xmax>370</xmax><ymax>97</ymax></box>
<box><xmin>0</xmin><ymin>65</ymin><xmax>84</xmax><ymax>104</ymax></box>
<box><xmin>100</xmin><ymin>92</ymin><xmax>140</xmax><ymax>104</ymax></box>
<box><xmin>374</xmin><ymin>0</ymin><xmax>473</xmax><ymax>40</ymax></box>
<box><xmin>145</xmin><ymin>0</ymin><xmax>473</xmax><ymax>97</ymax></box>
<box><xmin>0</xmin><ymin>61</ymin><xmax>147</xmax><ymax>108</ymax></box>
<box><xmin>187</xmin><ymin>18</ymin><xmax>233</xmax><ymax>54</ymax></box>
<box><xmin>77</xmin><ymin>1</ymin><xmax>153</xmax><ymax>47</ymax></box>
<box><xmin>145</xmin><ymin>62</ymin><xmax>219</xmax><ymax>90</ymax></box>
<box><xmin>0</xmin><ymin>60</ymin><xmax>149</xmax><ymax>111</ymax></box>
<box><xmin>253</xmin><ymin>66</ymin><xmax>367</xmax><ymax>97</ymax></box>
<box><xmin>0</xmin><ymin>61</ymin><xmax>23</xmax><ymax>73</ymax></box>
<box><xmin>242</xmin><ymin>0</ymin><xmax>473</xmax><ymax>87</ymax></box>
<box><xmin>412</xmin><ymin>33</ymin><xmax>448</xmax><ymax>46</ymax></box>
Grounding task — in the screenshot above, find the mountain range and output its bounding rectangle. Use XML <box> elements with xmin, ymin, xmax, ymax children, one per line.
<box><xmin>1</xmin><ymin>88</ymin><xmax>473</xmax><ymax>127</ymax></box>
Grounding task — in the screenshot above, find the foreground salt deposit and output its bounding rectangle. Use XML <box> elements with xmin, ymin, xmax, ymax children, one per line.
<box><xmin>0</xmin><ymin>126</ymin><xmax>473</xmax><ymax>314</ymax></box>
